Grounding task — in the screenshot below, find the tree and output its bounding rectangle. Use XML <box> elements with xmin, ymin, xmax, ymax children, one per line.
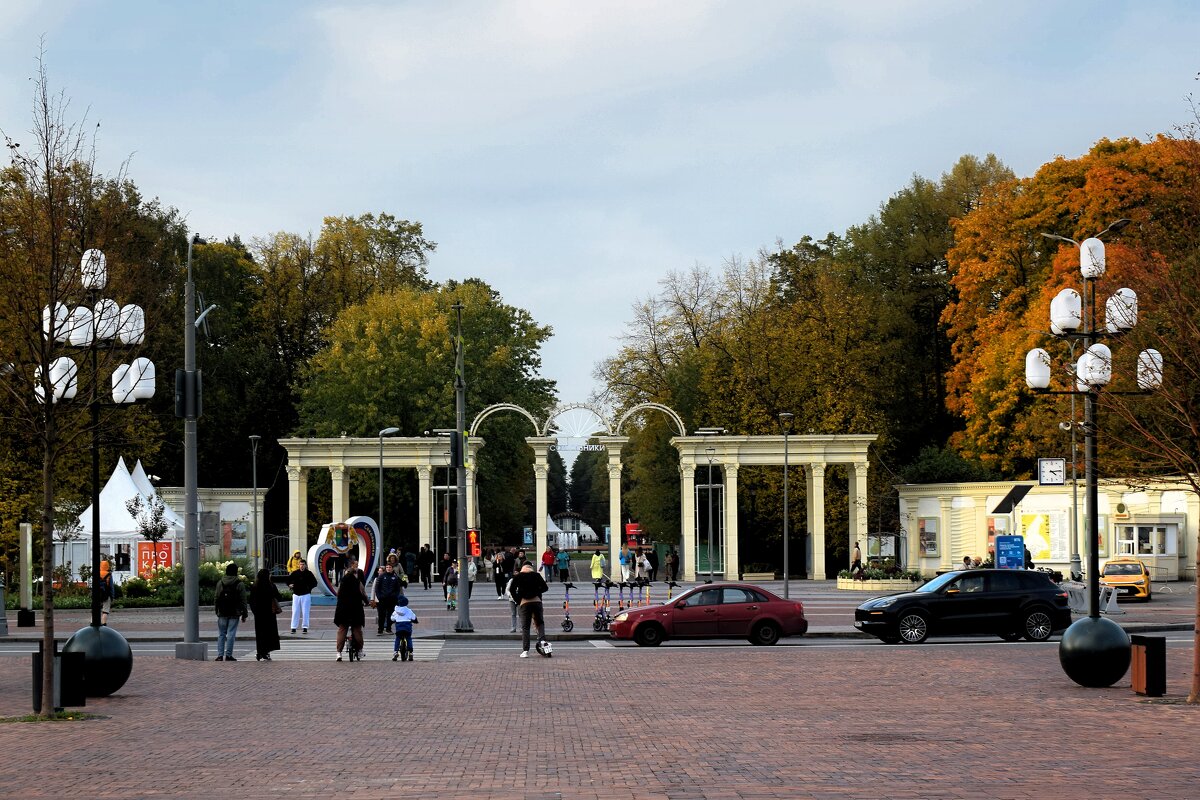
<box><xmin>0</xmin><ymin>58</ymin><xmax>180</xmax><ymax>715</ymax></box>
<box><xmin>126</xmin><ymin>494</ymin><xmax>170</xmax><ymax>572</ymax></box>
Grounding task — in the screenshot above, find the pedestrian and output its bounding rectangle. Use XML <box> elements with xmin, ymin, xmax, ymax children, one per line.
<box><xmin>665</xmin><ymin>548</ymin><xmax>679</xmax><ymax>582</ymax></box>
<box><xmin>619</xmin><ymin>545</ymin><xmax>632</xmax><ymax>582</ymax></box>
<box><xmin>962</xmin><ymin>556</ymin><xmax>973</xmax><ymax>570</ymax></box>
<box><xmin>466</xmin><ymin>556</ymin><xmax>477</xmax><ymax>597</ymax></box>
<box><xmin>440</xmin><ymin>552</ymin><xmax>453</xmax><ymax>599</ymax></box>
<box><xmin>851</xmin><ymin>541</ymin><xmax>863</xmax><ymax>579</ymax></box>
<box><xmin>286</xmin><ymin>556</ymin><xmax>317</xmax><ymax>634</ymax></box>
<box><xmin>287</xmin><ymin>549</ymin><xmax>305</xmax><ymax>573</ymax></box>
<box><xmin>444</xmin><ymin>561</ymin><xmax>459</xmax><ymax>610</ymax></box>
<box><xmin>556</xmin><ymin>547</ymin><xmax>570</xmax><ymax>583</ymax></box>
<box><xmin>509</xmin><ymin>562</ymin><xmax>550</xmax><ymax>658</ymax></box>
<box><xmin>638</xmin><ymin>550</ymin><xmax>652</xmax><ymax>581</ymax></box>
<box><xmin>334</xmin><ymin>557</ymin><xmax>370</xmax><ymax>661</ymax></box>
<box><xmin>214</xmin><ymin>563</ymin><xmax>248</xmax><ymax>662</ymax></box>
<box><xmin>249</xmin><ymin>568</ymin><xmax>282</xmax><ymax>661</ymax></box>
<box><xmin>516</xmin><ymin>549</ymin><xmax>528</xmax><ymax>569</ymax></box>
<box><xmin>590</xmin><ymin>550</ymin><xmax>605</xmax><ymax>581</ymax></box>
<box><xmin>373</xmin><ymin>562</ymin><xmax>403</xmax><ymax>636</ymax></box>
<box><xmin>417</xmin><ymin>544</ymin><xmax>435</xmax><ymax>589</ymax></box>
<box><xmin>541</xmin><ymin>546</ymin><xmax>555</xmax><ymax>583</ymax></box>
<box><xmin>405</xmin><ymin>548</ymin><xmax>418</xmax><ymax>583</ymax></box>
<box><xmin>97</xmin><ymin>559</ymin><xmax>114</xmax><ymax>626</ymax></box>
<box><xmin>1024</xmin><ymin>547</ymin><xmax>1035</xmax><ymax>570</ymax></box>
<box><xmin>647</xmin><ymin>548</ymin><xmax>659</xmax><ymax>582</ymax></box>
<box><xmin>505</xmin><ymin>573</ymin><xmax>520</xmax><ymax>632</ymax></box>
<box><xmin>494</xmin><ymin>549</ymin><xmax>508</xmax><ymax>599</ymax></box>
<box><xmin>390</xmin><ymin>595</ymin><xmax>419</xmax><ymax>661</ymax></box>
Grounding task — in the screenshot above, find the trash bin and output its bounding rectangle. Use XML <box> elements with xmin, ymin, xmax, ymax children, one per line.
<box><xmin>31</xmin><ymin>642</ymin><xmax>87</xmax><ymax>713</ymax></box>
<box><xmin>1130</xmin><ymin>634</ymin><xmax>1165</xmax><ymax>697</ymax></box>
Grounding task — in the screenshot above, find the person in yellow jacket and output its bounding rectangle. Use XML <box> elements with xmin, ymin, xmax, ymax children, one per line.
<box><xmin>287</xmin><ymin>550</ymin><xmax>305</xmax><ymax>573</ymax></box>
<box><xmin>590</xmin><ymin>551</ymin><xmax>606</xmax><ymax>580</ymax></box>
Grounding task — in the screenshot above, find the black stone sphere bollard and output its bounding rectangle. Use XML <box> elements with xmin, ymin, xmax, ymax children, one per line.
<box><xmin>63</xmin><ymin>624</ymin><xmax>133</xmax><ymax>697</ymax></box>
<box><xmin>1058</xmin><ymin>616</ymin><xmax>1131</xmax><ymax>688</ymax></box>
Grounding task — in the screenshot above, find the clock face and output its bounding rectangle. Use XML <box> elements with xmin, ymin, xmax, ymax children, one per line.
<box><xmin>1038</xmin><ymin>458</ymin><xmax>1066</xmax><ymax>486</ymax></box>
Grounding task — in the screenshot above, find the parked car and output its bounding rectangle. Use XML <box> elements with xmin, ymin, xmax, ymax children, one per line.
<box><xmin>1100</xmin><ymin>557</ymin><xmax>1152</xmax><ymax>601</ymax></box>
<box><xmin>609</xmin><ymin>583</ymin><xmax>808</xmax><ymax>646</ymax></box>
<box><xmin>854</xmin><ymin>569</ymin><xmax>1072</xmax><ymax>644</ymax></box>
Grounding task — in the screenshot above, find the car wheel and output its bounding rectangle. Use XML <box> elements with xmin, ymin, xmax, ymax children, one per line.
<box><xmin>898</xmin><ymin>612</ymin><xmax>929</xmax><ymax>644</ymax></box>
<box><xmin>1022</xmin><ymin>608</ymin><xmax>1053</xmax><ymax>642</ymax></box>
<box><xmin>999</xmin><ymin>631</ymin><xmax>1022</xmax><ymax>642</ymax></box>
<box><xmin>750</xmin><ymin>621</ymin><xmax>781</xmax><ymax>646</ymax></box>
<box><xmin>634</xmin><ymin>623</ymin><xmax>664</xmax><ymax>647</ymax></box>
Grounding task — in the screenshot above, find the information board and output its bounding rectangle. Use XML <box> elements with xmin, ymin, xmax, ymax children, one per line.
<box><xmin>994</xmin><ymin>535</ymin><xmax>1025</xmax><ymax>570</ymax></box>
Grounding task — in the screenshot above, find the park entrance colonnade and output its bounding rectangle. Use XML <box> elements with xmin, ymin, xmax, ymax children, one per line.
<box><xmin>279</xmin><ymin>405</ymin><xmax>875</xmax><ymax>581</ymax></box>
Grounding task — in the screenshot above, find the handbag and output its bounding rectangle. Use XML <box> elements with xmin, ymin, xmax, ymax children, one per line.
<box><xmin>271</xmin><ymin>599</ymin><xmax>282</xmax><ymax>615</ymax></box>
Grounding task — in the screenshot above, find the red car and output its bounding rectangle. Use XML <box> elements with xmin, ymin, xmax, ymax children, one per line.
<box><xmin>609</xmin><ymin>583</ymin><xmax>808</xmax><ymax>646</ymax></box>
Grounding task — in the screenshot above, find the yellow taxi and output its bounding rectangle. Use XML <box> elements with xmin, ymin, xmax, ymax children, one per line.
<box><xmin>1100</xmin><ymin>557</ymin><xmax>1152</xmax><ymax>601</ymax></box>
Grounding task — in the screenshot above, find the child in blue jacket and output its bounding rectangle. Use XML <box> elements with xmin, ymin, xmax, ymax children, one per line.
<box><xmin>390</xmin><ymin>596</ymin><xmax>418</xmax><ymax>661</ymax></box>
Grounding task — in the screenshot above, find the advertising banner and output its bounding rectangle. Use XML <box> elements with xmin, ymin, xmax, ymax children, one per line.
<box><xmin>137</xmin><ymin>540</ymin><xmax>174</xmax><ymax>578</ymax></box>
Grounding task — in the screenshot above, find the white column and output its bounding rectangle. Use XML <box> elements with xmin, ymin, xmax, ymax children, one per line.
<box><xmin>286</xmin><ymin>466</ymin><xmax>309</xmax><ymax>560</ymax></box>
<box><xmin>902</xmin><ymin>495</ymin><xmax>921</xmax><ymax>573</ymax></box>
<box><xmin>723</xmin><ymin>463</ymin><xmax>739</xmax><ymax>579</ymax></box>
<box><xmin>849</xmin><ymin>460</ymin><xmax>869</xmax><ymax>571</ymax></box>
<box><xmin>330</xmin><ymin>465</ymin><xmax>349</xmax><ymax>523</ymax></box>
<box><xmin>939</xmin><ymin>497</ymin><xmax>953</xmax><ymax>573</ymax></box>
<box><xmin>807</xmin><ymin>463</ymin><xmax>826</xmax><ymax>579</ymax></box>
<box><xmin>680</xmin><ymin>463</ymin><xmax>696</xmax><ymax>582</ymax></box>
<box><xmin>417</xmin><ymin>466</ymin><xmax>433</xmax><ymax>553</ymax></box>
<box><xmin>526</xmin><ymin>437</ymin><xmax>555</xmax><ymax>558</ymax></box>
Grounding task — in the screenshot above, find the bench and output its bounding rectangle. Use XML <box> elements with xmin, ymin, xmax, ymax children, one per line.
<box><xmin>741</xmin><ymin>572</ymin><xmax>776</xmax><ymax>581</ymax></box>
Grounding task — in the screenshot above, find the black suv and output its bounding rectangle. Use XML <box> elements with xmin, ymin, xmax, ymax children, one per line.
<box><xmin>854</xmin><ymin>569</ymin><xmax>1072</xmax><ymax>644</ymax></box>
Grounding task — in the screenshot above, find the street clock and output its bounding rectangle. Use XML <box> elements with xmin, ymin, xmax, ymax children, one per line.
<box><xmin>1037</xmin><ymin>457</ymin><xmax>1066</xmax><ymax>486</ymax></box>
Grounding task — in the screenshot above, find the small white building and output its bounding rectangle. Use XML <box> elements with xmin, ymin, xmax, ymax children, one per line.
<box><xmin>897</xmin><ymin>479</ymin><xmax>1198</xmax><ymax>581</ymax></box>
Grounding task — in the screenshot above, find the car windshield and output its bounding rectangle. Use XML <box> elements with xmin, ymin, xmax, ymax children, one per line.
<box><xmin>914</xmin><ymin>572</ymin><xmax>961</xmax><ymax>593</ymax></box>
<box><xmin>1104</xmin><ymin>562</ymin><xmax>1143</xmax><ymax>576</ymax></box>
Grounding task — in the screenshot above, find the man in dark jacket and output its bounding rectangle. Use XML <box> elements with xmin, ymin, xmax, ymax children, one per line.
<box><xmin>286</xmin><ymin>558</ymin><xmax>318</xmax><ymax>634</ymax></box>
<box><xmin>509</xmin><ymin>562</ymin><xmax>550</xmax><ymax>658</ymax></box>
<box><xmin>374</xmin><ymin>563</ymin><xmax>403</xmax><ymax>635</ymax></box>
<box><xmin>417</xmin><ymin>545</ymin><xmax>435</xmax><ymax>590</ymax></box>
<box><xmin>214</xmin><ymin>563</ymin><xmax>248</xmax><ymax>661</ymax></box>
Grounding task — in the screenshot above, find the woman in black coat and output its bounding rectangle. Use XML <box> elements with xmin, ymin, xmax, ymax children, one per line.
<box><xmin>334</xmin><ymin>559</ymin><xmax>369</xmax><ymax>661</ymax></box>
<box><xmin>249</xmin><ymin>568</ymin><xmax>283</xmax><ymax>661</ymax></box>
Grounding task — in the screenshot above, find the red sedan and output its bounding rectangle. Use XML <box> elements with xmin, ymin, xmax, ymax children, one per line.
<box><xmin>609</xmin><ymin>583</ymin><xmax>808</xmax><ymax>646</ymax></box>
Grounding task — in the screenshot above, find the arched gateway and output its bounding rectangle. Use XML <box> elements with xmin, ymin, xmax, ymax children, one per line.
<box><xmin>280</xmin><ymin>406</ymin><xmax>875</xmax><ymax>581</ymax></box>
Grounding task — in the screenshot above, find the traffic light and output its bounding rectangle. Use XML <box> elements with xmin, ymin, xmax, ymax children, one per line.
<box><xmin>449</xmin><ymin>430</ymin><xmax>469</xmax><ymax>467</ymax></box>
<box><xmin>467</xmin><ymin>529</ymin><xmax>481</xmax><ymax>557</ymax></box>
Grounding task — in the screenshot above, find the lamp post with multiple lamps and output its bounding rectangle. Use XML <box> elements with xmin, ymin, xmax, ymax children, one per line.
<box><xmin>249</xmin><ymin>435</ymin><xmax>261</xmax><ymax>571</ymax></box>
<box><xmin>378</xmin><ymin>427</ymin><xmax>399</xmax><ymax>544</ymax></box>
<box><xmin>43</xmin><ymin>247</ymin><xmax>154</xmax><ymax>696</ymax></box>
<box><xmin>779</xmin><ymin>412</ymin><xmax>794</xmax><ymax>598</ymax></box>
<box><xmin>1025</xmin><ymin>218</ymin><xmax>1163</xmax><ymax>688</ymax></box>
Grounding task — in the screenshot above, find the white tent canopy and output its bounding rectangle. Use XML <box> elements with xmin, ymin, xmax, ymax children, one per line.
<box><xmin>130</xmin><ymin>459</ymin><xmax>184</xmax><ymax>530</ymax></box>
<box><xmin>62</xmin><ymin>456</ymin><xmax>183</xmax><ymax>540</ymax></box>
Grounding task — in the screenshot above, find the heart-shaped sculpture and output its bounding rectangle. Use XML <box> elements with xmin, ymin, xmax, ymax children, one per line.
<box><xmin>306</xmin><ymin>515</ymin><xmax>381</xmax><ymax>597</ymax></box>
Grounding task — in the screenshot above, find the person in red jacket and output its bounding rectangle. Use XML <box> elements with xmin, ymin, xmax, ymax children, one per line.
<box><xmin>541</xmin><ymin>547</ymin><xmax>555</xmax><ymax>582</ymax></box>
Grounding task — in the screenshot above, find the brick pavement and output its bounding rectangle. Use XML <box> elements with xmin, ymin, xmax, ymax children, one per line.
<box><xmin>1</xmin><ymin>635</ymin><xmax>1198</xmax><ymax>798</ymax></box>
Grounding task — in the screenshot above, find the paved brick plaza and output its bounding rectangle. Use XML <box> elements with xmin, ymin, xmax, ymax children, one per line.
<box><xmin>1</xmin><ymin>632</ymin><xmax>1198</xmax><ymax>799</ymax></box>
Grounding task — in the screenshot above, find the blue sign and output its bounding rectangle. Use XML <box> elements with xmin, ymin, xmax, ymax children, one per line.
<box><xmin>522</xmin><ymin>526</ymin><xmax>533</xmax><ymax>546</ymax></box>
<box><xmin>995</xmin><ymin>535</ymin><xmax>1025</xmax><ymax>570</ymax></box>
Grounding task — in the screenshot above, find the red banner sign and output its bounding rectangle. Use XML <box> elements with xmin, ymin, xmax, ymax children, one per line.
<box><xmin>138</xmin><ymin>541</ymin><xmax>174</xmax><ymax>578</ymax></box>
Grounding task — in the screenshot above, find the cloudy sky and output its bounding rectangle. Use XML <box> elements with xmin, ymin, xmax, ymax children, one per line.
<box><xmin>1</xmin><ymin>1</ymin><xmax>1196</xmax><ymax>408</ymax></box>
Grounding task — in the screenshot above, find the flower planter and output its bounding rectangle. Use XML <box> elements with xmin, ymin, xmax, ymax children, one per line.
<box><xmin>836</xmin><ymin>577</ymin><xmax>920</xmax><ymax>592</ymax></box>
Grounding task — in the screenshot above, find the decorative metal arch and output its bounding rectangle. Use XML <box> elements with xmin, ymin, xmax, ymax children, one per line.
<box><xmin>469</xmin><ymin>403</ymin><xmax>542</xmax><ymax>437</ymax></box>
<box><xmin>540</xmin><ymin>402</ymin><xmax>613</xmax><ymax>437</ymax></box>
<box><xmin>615</xmin><ymin>402</ymin><xmax>686</xmax><ymax>437</ymax></box>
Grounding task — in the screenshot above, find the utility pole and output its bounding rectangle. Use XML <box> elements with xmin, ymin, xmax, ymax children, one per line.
<box><xmin>453</xmin><ymin>302</ymin><xmax>473</xmax><ymax>631</ymax></box>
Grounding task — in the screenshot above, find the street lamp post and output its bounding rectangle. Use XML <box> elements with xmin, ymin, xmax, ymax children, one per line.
<box><xmin>779</xmin><ymin>412</ymin><xmax>794</xmax><ymax>598</ymax></box>
<box><xmin>1027</xmin><ymin>218</ymin><xmax>1162</xmax><ymax>688</ymax></box>
<box><xmin>177</xmin><ymin>234</ymin><xmax>213</xmax><ymax>661</ymax></box>
<box><xmin>451</xmin><ymin>302</ymin><xmax>472</xmax><ymax>631</ymax></box>
<box><xmin>249</xmin><ymin>435</ymin><xmax>261</xmax><ymax>571</ymax></box>
<box><xmin>378</xmin><ymin>427</ymin><xmax>399</xmax><ymax>544</ymax></box>
<box><xmin>45</xmin><ymin>247</ymin><xmax>153</xmax><ymax>696</ymax></box>
<box><xmin>705</xmin><ymin>447</ymin><xmax>716</xmax><ymax>584</ymax></box>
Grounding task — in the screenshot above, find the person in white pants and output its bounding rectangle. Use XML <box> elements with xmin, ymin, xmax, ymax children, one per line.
<box><xmin>287</xmin><ymin>559</ymin><xmax>317</xmax><ymax>633</ymax></box>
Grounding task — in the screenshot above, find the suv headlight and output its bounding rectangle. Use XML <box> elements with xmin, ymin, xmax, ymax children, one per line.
<box><xmin>874</xmin><ymin>597</ymin><xmax>898</xmax><ymax>608</ymax></box>
<box><xmin>1134</xmin><ymin>579</ymin><xmax>1145</xmax><ymax>585</ymax></box>
<box><xmin>614</xmin><ymin>613</ymin><xmax>628</xmax><ymax>623</ymax></box>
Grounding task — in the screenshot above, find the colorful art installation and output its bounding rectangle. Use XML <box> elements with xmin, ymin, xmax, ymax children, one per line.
<box><xmin>306</xmin><ymin>515</ymin><xmax>381</xmax><ymax>597</ymax></box>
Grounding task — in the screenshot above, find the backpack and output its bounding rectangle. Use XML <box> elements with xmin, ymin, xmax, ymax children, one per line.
<box><xmin>215</xmin><ymin>580</ymin><xmax>240</xmax><ymax>617</ymax></box>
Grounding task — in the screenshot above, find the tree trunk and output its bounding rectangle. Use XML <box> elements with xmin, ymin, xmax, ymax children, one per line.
<box><xmin>1190</xmin><ymin>530</ymin><xmax>1199</xmax><ymax>704</ymax></box>
<box><xmin>40</xmin><ymin>432</ymin><xmax>56</xmax><ymax>717</ymax></box>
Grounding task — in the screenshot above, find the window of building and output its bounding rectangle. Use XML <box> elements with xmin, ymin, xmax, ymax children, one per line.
<box><xmin>918</xmin><ymin>517</ymin><xmax>938</xmax><ymax>556</ymax></box>
<box><xmin>1116</xmin><ymin>524</ymin><xmax>1177</xmax><ymax>556</ymax></box>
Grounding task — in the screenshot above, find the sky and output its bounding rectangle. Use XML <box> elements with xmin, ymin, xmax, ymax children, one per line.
<box><xmin>1</xmin><ymin>1</ymin><xmax>1197</xmax><ymax>415</ymax></box>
